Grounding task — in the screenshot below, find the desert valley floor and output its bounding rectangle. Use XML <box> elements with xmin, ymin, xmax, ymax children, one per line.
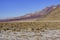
<box><xmin>0</xmin><ymin>22</ymin><xmax>60</xmax><ymax>40</ymax></box>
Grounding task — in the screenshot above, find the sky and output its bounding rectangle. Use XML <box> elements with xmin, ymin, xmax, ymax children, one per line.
<box><xmin>0</xmin><ymin>0</ymin><xmax>60</xmax><ymax>19</ymax></box>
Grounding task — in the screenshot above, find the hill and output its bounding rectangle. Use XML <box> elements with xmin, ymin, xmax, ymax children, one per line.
<box><xmin>0</xmin><ymin>4</ymin><xmax>60</xmax><ymax>22</ymax></box>
<box><xmin>37</xmin><ymin>4</ymin><xmax>60</xmax><ymax>21</ymax></box>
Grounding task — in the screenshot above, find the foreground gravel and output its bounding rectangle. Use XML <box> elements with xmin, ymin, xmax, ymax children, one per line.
<box><xmin>0</xmin><ymin>30</ymin><xmax>60</xmax><ymax>40</ymax></box>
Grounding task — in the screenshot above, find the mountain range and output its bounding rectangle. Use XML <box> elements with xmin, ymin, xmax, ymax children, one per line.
<box><xmin>0</xmin><ymin>4</ymin><xmax>60</xmax><ymax>22</ymax></box>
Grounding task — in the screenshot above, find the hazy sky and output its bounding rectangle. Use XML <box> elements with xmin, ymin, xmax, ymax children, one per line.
<box><xmin>0</xmin><ymin>0</ymin><xmax>60</xmax><ymax>19</ymax></box>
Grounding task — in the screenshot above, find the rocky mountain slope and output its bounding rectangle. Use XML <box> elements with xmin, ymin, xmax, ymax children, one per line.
<box><xmin>37</xmin><ymin>4</ymin><xmax>60</xmax><ymax>21</ymax></box>
<box><xmin>0</xmin><ymin>4</ymin><xmax>60</xmax><ymax>22</ymax></box>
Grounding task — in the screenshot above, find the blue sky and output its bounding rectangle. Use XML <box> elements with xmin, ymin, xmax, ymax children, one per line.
<box><xmin>0</xmin><ymin>0</ymin><xmax>60</xmax><ymax>19</ymax></box>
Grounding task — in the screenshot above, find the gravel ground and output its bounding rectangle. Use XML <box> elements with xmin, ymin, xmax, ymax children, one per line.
<box><xmin>0</xmin><ymin>30</ymin><xmax>60</xmax><ymax>40</ymax></box>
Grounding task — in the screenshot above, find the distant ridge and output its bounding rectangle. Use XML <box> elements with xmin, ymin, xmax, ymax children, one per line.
<box><xmin>0</xmin><ymin>4</ymin><xmax>60</xmax><ymax>22</ymax></box>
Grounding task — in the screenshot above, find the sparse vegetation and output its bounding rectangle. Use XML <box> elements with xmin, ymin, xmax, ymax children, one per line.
<box><xmin>0</xmin><ymin>22</ymin><xmax>60</xmax><ymax>32</ymax></box>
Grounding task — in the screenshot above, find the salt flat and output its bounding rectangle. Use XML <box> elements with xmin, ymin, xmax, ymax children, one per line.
<box><xmin>0</xmin><ymin>30</ymin><xmax>60</xmax><ymax>40</ymax></box>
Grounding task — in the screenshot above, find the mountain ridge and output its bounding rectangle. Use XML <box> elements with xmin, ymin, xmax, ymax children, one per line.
<box><xmin>0</xmin><ymin>4</ymin><xmax>60</xmax><ymax>22</ymax></box>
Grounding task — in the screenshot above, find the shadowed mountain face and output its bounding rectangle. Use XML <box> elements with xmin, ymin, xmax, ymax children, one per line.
<box><xmin>0</xmin><ymin>4</ymin><xmax>60</xmax><ymax>22</ymax></box>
